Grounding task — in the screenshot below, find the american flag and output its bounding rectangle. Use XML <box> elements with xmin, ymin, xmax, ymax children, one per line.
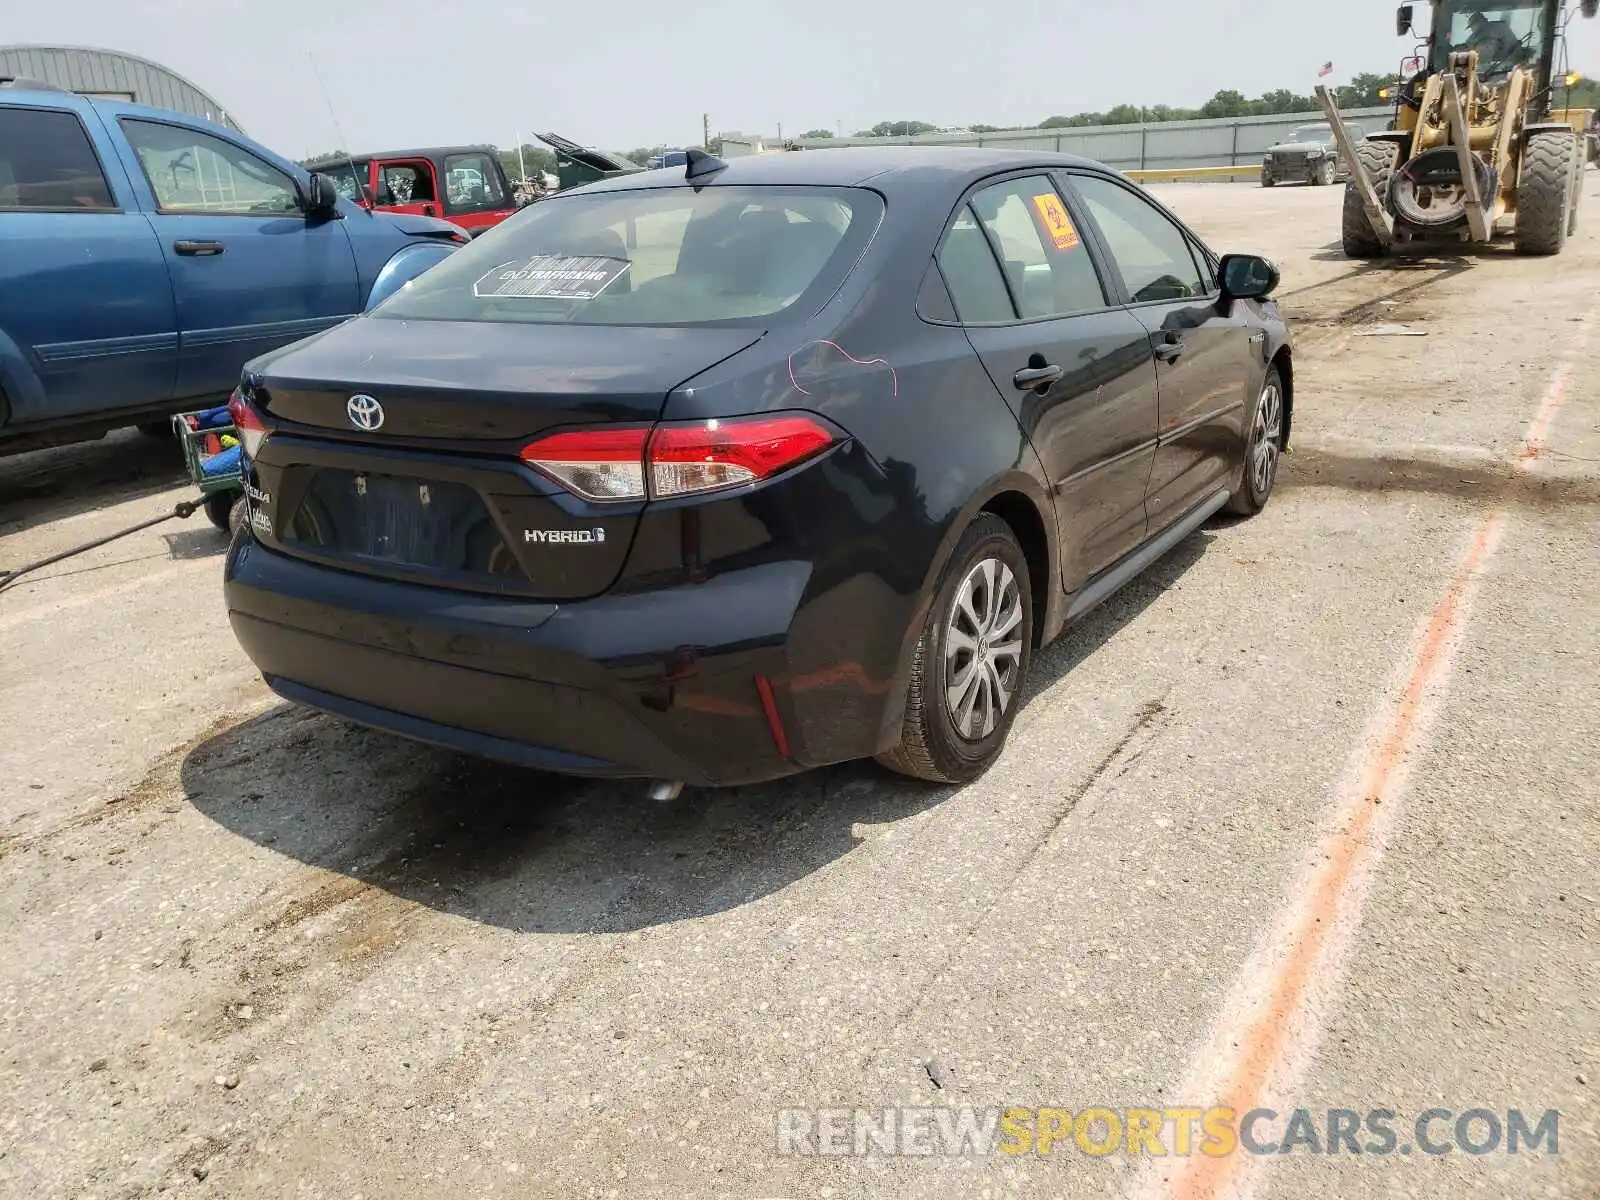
<box><xmin>1318</xmin><ymin>61</ymin><xmax>1334</xmax><ymax>77</ymax></box>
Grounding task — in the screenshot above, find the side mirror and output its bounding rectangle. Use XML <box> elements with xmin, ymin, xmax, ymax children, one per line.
<box><xmin>1397</xmin><ymin>3</ymin><xmax>1414</xmax><ymax>35</ymax></box>
<box><xmin>303</xmin><ymin>172</ymin><xmax>340</xmax><ymax>218</ymax></box>
<box><xmin>1218</xmin><ymin>253</ymin><xmax>1280</xmax><ymax>302</ymax></box>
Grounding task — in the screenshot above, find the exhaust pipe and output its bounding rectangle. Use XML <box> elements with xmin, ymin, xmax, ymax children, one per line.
<box><xmin>646</xmin><ymin>779</ymin><xmax>684</xmax><ymax>802</ymax></box>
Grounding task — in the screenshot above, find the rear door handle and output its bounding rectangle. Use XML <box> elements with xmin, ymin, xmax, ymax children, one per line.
<box><xmin>174</xmin><ymin>240</ymin><xmax>224</xmax><ymax>256</ymax></box>
<box><xmin>1012</xmin><ymin>364</ymin><xmax>1064</xmax><ymax>390</ymax></box>
<box><xmin>1153</xmin><ymin>337</ymin><xmax>1183</xmax><ymax>362</ymax></box>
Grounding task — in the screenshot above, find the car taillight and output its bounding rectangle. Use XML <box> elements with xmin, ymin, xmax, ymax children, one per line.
<box><xmin>649</xmin><ymin>416</ymin><xmax>835</xmax><ymax>498</ymax></box>
<box><xmin>519</xmin><ymin>414</ymin><xmax>837</xmax><ymax>503</ymax></box>
<box><xmin>227</xmin><ymin>387</ymin><xmax>269</xmax><ymax>457</ymax></box>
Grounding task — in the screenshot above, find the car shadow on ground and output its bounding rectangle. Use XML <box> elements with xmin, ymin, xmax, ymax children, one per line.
<box><xmin>180</xmin><ymin>531</ymin><xmax>1214</xmax><ymax>935</ymax></box>
<box><xmin>161</xmin><ymin>523</ymin><xmax>234</xmax><ymax>561</ymax></box>
<box><xmin>0</xmin><ymin>428</ymin><xmax>187</xmax><ymax>539</ymax></box>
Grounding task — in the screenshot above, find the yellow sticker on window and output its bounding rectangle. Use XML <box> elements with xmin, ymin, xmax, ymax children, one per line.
<box><xmin>1031</xmin><ymin>192</ymin><xmax>1080</xmax><ymax>251</ymax></box>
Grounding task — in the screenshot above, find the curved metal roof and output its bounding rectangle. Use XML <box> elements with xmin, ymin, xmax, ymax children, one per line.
<box><xmin>0</xmin><ymin>44</ymin><xmax>243</xmax><ymax>132</ymax></box>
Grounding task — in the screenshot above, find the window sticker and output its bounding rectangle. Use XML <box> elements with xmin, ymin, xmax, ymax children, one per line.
<box><xmin>472</xmin><ymin>255</ymin><xmax>631</xmax><ymax>300</ymax></box>
<box><xmin>1030</xmin><ymin>192</ymin><xmax>1081</xmax><ymax>252</ymax></box>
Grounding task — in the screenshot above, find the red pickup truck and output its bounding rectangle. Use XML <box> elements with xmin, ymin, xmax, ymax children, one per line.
<box><xmin>308</xmin><ymin>144</ymin><xmax>522</xmax><ymax>236</ymax></box>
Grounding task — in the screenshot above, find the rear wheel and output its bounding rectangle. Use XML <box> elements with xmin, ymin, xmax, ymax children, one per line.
<box><xmin>1226</xmin><ymin>365</ymin><xmax>1285</xmax><ymax>517</ymax></box>
<box><xmin>1515</xmin><ymin>129</ymin><xmax>1577</xmax><ymax>255</ymax></box>
<box><xmin>1341</xmin><ymin>140</ymin><xmax>1398</xmax><ymax>258</ymax></box>
<box><xmin>203</xmin><ymin>490</ymin><xmax>242</xmax><ymax>533</ymax></box>
<box><xmin>877</xmin><ymin>514</ymin><xmax>1033</xmax><ymax>785</ymax></box>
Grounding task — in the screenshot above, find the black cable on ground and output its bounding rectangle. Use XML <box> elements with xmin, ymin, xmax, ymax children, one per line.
<box><xmin>0</xmin><ymin>499</ymin><xmax>199</xmax><ymax>594</ymax></box>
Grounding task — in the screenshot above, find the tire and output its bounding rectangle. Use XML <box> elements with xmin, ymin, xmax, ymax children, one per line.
<box><xmin>1226</xmin><ymin>365</ymin><xmax>1286</xmax><ymax>517</ymax></box>
<box><xmin>204</xmin><ymin>490</ymin><xmax>239</xmax><ymax>532</ymax></box>
<box><xmin>1515</xmin><ymin>129</ymin><xmax>1576</xmax><ymax>256</ymax></box>
<box><xmin>877</xmin><ymin>514</ymin><xmax>1034</xmax><ymax>785</ymax></box>
<box><xmin>1341</xmin><ymin>140</ymin><xmax>1398</xmax><ymax>258</ymax></box>
<box><xmin>1314</xmin><ymin>158</ymin><xmax>1335</xmax><ymax>186</ymax></box>
<box><xmin>1261</xmin><ymin>171</ymin><xmax>1276</xmax><ymax>188</ymax></box>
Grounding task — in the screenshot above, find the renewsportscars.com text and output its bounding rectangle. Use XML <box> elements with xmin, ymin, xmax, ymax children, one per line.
<box><xmin>775</xmin><ymin>1105</ymin><xmax>1561</xmax><ymax>1158</ymax></box>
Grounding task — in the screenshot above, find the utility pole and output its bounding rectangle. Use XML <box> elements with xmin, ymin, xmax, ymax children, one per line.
<box><xmin>703</xmin><ymin>112</ymin><xmax>710</xmax><ymax>150</ymax></box>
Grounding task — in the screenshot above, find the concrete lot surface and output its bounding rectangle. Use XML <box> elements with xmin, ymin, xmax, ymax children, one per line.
<box><xmin>2</xmin><ymin>178</ymin><xmax>1597</xmax><ymax>1199</ymax></box>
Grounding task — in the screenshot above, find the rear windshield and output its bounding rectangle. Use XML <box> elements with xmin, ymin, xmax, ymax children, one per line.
<box><xmin>370</xmin><ymin>184</ymin><xmax>883</xmax><ymax>327</ymax></box>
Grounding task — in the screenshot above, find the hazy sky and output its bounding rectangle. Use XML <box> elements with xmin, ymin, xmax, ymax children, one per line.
<box><xmin>9</xmin><ymin>0</ymin><xmax>1600</xmax><ymax>157</ymax></box>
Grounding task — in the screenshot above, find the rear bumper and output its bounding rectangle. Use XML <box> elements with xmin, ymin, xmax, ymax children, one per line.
<box><xmin>224</xmin><ymin>531</ymin><xmax>900</xmax><ymax>785</ymax></box>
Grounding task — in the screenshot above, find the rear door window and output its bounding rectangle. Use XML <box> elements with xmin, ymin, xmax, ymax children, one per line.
<box><xmin>371</xmin><ymin>184</ymin><xmax>883</xmax><ymax>327</ymax></box>
<box><xmin>0</xmin><ymin>107</ymin><xmax>117</xmax><ymax>211</ymax></box>
<box><xmin>967</xmin><ymin>176</ymin><xmax>1108</xmax><ymax>318</ymax></box>
<box><xmin>936</xmin><ymin>207</ymin><xmax>1015</xmax><ymax>323</ymax></box>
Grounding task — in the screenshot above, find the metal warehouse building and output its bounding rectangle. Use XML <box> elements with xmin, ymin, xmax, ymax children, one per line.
<box><xmin>0</xmin><ymin>44</ymin><xmax>243</xmax><ymax>132</ymax></box>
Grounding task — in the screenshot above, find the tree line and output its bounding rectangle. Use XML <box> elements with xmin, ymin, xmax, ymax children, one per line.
<box><xmin>810</xmin><ymin>72</ymin><xmax>1600</xmax><ymax>140</ymax></box>
<box><xmin>805</xmin><ymin>74</ymin><xmax>1399</xmax><ymax>140</ymax></box>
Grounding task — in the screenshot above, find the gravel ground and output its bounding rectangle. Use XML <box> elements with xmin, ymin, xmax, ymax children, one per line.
<box><xmin>2</xmin><ymin>176</ymin><xmax>1597</xmax><ymax>1200</ymax></box>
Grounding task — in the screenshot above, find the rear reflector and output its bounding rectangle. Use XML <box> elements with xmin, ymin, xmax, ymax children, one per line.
<box><xmin>226</xmin><ymin>387</ymin><xmax>269</xmax><ymax>457</ymax></box>
<box><xmin>520</xmin><ymin>415</ymin><xmax>836</xmax><ymax>503</ymax></box>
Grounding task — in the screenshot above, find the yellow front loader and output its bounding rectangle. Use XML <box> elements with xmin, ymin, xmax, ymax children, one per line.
<box><xmin>1320</xmin><ymin>0</ymin><xmax>1596</xmax><ymax>257</ymax></box>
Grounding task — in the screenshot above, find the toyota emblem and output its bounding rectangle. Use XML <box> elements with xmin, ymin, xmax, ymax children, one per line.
<box><xmin>346</xmin><ymin>394</ymin><xmax>384</xmax><ymax>431</ymax></box>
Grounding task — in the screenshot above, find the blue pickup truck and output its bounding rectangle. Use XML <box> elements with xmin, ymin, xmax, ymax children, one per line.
<box><xmin>0</xmin><ymin>80</ymin><xmax>466</xmax><ymax>456</ymax></box>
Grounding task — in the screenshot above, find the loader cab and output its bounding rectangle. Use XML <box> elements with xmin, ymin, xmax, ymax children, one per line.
<box><xmin>1405</xmin><ymin>1</ymin><xmax>1563</xmax><ymax>99</ymax></box>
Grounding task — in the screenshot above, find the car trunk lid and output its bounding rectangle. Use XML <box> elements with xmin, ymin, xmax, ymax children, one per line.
<box><xmin>246</xmin><ymin>317</ymin><xmax>763</xmax><ymax>600</ymax></box>
<box><xmin>252</xmin><ymin>317</ymin><xmax>760</xmax><ymax>443</ymax></box>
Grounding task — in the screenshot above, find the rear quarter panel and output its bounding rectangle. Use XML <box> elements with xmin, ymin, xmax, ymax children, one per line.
<box><xmin>647</xmin><ymin>215</ymin><xmax>1059</xmax><ymax>762</ymax></box>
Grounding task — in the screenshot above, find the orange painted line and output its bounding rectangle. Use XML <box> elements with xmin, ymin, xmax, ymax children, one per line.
<box><xmin>1514</xmin><ymin>363</ymin><xmax>1569</xmax><ymax>463</ymax></box>
<box><xmin>1163</xmin><ymin>511</ymin><xmax>1505</xmax><ymax>1200</ymax></box>
<box><xmin>1140</xmin><ymin>306</ymin><xmax>1596</xmax><ymax>1200</ymax></box>
<box><xmin>1514</xmin><ymin>313</ymin><xmax>1592</xmax><ymax>467</ymax></box>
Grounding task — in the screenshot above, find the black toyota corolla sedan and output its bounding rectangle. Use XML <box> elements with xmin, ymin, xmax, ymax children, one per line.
<box><xmin>223</xmin><ymin>145</ymin><xmax>1291</xmax><ymax>791</ymax></box>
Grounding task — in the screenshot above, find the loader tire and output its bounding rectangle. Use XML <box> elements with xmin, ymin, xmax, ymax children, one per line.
<box><xmin>1341</xmin><ymin>140</ymin><xmax>1398</xmax><ymax>258</ymax></box>
<box><xmin>1515</xmin><ymin>129</ymin><xmax>1576</xmax><ymax>256</ymax></box>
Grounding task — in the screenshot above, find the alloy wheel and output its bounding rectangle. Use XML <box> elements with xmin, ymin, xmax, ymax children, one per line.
<box><xmin>944</xmin><ymin>557</ymin><xmax>1025</xmax><ymax>740</ymax></box>
<box><xmin>1252</xmin><ymin>378</ymin><xmax>1284</xmax><ymax>497</ymax></box>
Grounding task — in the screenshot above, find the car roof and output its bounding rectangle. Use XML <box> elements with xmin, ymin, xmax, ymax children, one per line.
<box><xmin>307</xmin><ymin>146</ymin><xmax>498</xmax><ymax>166</ymax></box>
<box><xmin>573</xmin><ymin>145</ymin><xmax>1121</xmax><ymax>197</ymax></box>
<box><xmin>0</xmin><ymin>87</ymin><xmax>301</xmax><ymax>170</ymax></box>
<box><xmin>0</xmin><ymin>82</ymin><xmax>90</xmax><ymax>107</ymax></box>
